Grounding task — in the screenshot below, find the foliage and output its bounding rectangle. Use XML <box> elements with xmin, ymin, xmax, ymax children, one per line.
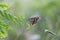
<box><xmin>0</xmin><ymin>3</ymin><xmax>31</xmax><ymax>39</ymax></box>
<box><xmin>0</xmin><ymin>3</ymin><xmax>9</xmax><ymax>38</ymax></box>
<box><xmin>0</xmin><ymin>21</ymin><xmax>9</xmax><ymax>38</ymax></box>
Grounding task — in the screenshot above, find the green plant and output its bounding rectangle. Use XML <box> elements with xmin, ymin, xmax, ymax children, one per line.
<box><xmin>0</xmin><ymin>3</ymin><xmax>31</xmax><ymax>39</ymax></box>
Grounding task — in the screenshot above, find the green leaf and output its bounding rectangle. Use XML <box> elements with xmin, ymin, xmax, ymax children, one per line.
<box><xmin>0</xmin><ymin>29</ymin><xmax>8</xmax><ymax>38</ymax></box>
<box><xmin>0</xmin><ymin>3</ymin><xmax>8</xmax><ymax>10</ymax></box>
<box><xmin>0</xmin><ymin>21</ymin><xmax>9</xmax><ymax>29</ymax></box>
<box><xmin>0</xmin><ymin>21</ymin><xmax>9</xmax><ymax>38</ymax></box>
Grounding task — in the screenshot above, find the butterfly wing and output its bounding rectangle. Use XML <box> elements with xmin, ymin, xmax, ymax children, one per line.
<box><xmin>29</xmin><ymin>17</ymin><xmax>39</xmax><ymax>25</ymax></box>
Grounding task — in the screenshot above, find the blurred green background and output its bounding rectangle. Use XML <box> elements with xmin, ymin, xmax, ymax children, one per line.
<box><xmin>0</xmin><ymin>0</ymin><xmax>60</xmax><ymax>40</ymax></box>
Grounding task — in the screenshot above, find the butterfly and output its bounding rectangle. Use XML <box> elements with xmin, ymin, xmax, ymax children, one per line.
<box><xmin>28</xmin><ymin>16</ymin><xmax>40</xmax><ymax>25</ymax></box>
